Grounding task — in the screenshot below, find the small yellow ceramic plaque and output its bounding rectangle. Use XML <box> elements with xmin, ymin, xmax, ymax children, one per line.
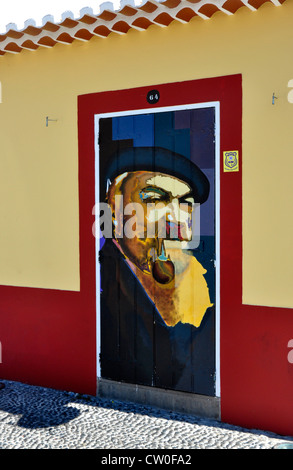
<box><xmin>223</xmin><ymin>151</ymin><xmax>239</xmax><ymax>172</ymax></box>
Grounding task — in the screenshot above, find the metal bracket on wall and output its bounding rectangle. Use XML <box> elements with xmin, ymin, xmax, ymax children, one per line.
<box><xmin>46</xmin><ymin>116</ymin><xmax>58</xmax><ymax>127</ymax></box>
<box><xmin>272</xmin><ymin>93</ymin><xmax>278</xmax><ymax>105</ymax></box>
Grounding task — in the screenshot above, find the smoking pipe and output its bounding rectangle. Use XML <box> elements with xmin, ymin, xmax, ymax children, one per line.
<box><xmin>152</xmin><ymin>239</ymin><xmax>175</xmax><ymax>284</ymax></box>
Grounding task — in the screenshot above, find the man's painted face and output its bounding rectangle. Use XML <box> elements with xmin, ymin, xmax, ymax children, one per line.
<box><xmin>107</xmin><ymin>171</ymin><xmax>195</xmax><ymax>272</ymax></box>
<box><xmin>139</xmin><ymin>174</ymin><xmax>194</xmax><ymax>241</ymax></box>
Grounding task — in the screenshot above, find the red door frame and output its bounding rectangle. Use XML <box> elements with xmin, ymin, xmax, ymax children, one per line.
<box><xmin>78</xmin><ymin>73</ymin><xmax>243</xmax><ymax>402</ymax></box>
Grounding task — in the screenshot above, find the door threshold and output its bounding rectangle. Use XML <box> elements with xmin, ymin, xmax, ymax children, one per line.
<box><xmin>97</xmin><ymin>378</ymin><xmax>220</xmax><ymax>421</ymax></box>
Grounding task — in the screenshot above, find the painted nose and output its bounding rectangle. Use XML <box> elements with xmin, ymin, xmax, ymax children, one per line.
<box><xmin>167</xmin><ymin>199</ymin><xmax>190</xmax><ymax>223</ymax></box>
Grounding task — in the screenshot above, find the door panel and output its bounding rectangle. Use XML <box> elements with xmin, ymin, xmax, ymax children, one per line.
<box><xmin>98</xmin><ymin>107</ymin><xmax>216</xmax><ymax>396</ymax></box>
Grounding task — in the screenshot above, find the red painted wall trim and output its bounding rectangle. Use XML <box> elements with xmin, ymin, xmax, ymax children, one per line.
<box><xmin>0</xmin><ymin>286</ymin><xmax>96</xmax><ymax>394</ymax></box>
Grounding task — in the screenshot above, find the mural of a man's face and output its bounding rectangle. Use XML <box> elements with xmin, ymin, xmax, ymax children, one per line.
<box><xmin>107</xmin><ymin>171</ymin><xmax>195</xmax><ymax>273</ymax></box>
<box><xmin>99</xmin><ymin>119</ymin><xmax>215</xmax><ymax>394</ymax></box>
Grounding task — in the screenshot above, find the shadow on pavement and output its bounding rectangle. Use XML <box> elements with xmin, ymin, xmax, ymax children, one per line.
<box><xmin>0</xmin><ymin>378</ymin><xmax>293</xmax><ymax>448</ymax></box>
<box><xmin>0</xmin><ymin>380</ymin><xmax>82</xmax><ymax>428</ymax></box>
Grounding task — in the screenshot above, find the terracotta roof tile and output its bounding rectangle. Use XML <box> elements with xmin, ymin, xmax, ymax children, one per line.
<box><xmin>0</xmin><ymin>0</ymin><xmax>286</xmax><ymax>56</ymax></box>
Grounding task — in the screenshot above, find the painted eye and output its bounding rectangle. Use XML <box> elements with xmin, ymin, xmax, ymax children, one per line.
<box><xmin>139</xmin><ymin>187</ymin><xmax>169</xmax><ymax>203</ymax></box>
<box><xmin>141</xmin><ymin>192</ymin><xmax>163</xmax><ymax>201</ymax></box>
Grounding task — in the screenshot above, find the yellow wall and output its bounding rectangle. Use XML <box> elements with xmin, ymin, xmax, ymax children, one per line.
<box><xmin>0</xmin><ymin>1</ymin><xmax>293</xmax><ymax>306</ymax></box>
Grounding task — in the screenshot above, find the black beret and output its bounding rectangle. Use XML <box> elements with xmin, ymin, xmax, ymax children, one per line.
<box><xmin>103</xmin><ymin>146</ymin><xmax>210</xmax><ymax>204</ymax></box>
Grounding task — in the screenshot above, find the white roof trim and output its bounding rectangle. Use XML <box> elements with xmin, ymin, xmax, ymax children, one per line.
<box><xmin>0</xmin><ymin>0</ymin><xmax>286</xmax><ymax>56</ymax></box>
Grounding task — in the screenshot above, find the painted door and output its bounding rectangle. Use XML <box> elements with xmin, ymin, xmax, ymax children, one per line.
<box><xmin>97</xmin><ymin>105</ymin><xmax>217</xmax><ymax>396</ymax></box>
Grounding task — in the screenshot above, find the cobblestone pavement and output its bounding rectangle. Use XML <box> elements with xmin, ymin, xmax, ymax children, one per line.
<box><xmin>0</xmin><ymin>380</ymin><xmax>292</xmax><ymax>450</ymax></box>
